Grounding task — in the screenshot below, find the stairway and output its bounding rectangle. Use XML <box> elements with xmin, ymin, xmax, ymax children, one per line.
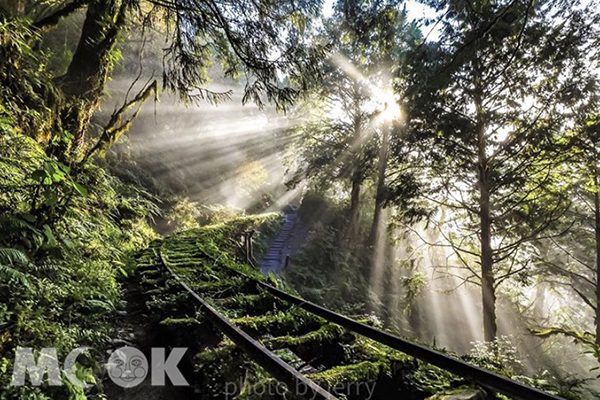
<box><xmin>260</xmin><ymin>212</ymin><xmax>297</xmax><ymax>274</ymax></box>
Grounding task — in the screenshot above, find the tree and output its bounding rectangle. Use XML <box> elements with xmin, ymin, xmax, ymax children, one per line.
<box><xmin>5</xmin><ymin>0</ymin><xmax>326</xmax><ymax>160</ymax></box>
<box><xmin>407</xmin><ymin>0</ymin><xmax>599</xmax><ymax>341</ymax></box>
<box><xmin>289</xmin><ymin>0</ymin><xmax>422</xmax><ymax>241</ymax></box>
<box><xmin>532</xmin><ymin>111</ymin><xmax>600</xmax><ymax>346</ymax></box>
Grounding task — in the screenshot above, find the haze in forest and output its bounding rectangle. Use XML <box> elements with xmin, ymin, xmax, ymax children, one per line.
<box><xmin>2</xmin><ymin>0</ymin><xmax>600</xmax><ymax>399</ymax></box>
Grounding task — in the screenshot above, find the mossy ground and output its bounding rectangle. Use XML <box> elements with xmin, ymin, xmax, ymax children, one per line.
<box><xmin>135</xmin><ymin>214</ymin><xmax>482</xmax><ymax>400</ymax></box>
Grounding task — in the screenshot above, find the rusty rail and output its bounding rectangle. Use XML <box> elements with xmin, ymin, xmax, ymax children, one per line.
<box><xmin>161</xmin><ymin>244</ymin><xmax>566</xmax><ymax>400</ymax></box>
<box><xmin>254</xmin><ymin>281</ymin><xmax>564</xmax><ymax>400</ymax></box>
<box><xmin>159</xmin><ymin>252</ymin><xmax>339</xmax><ymax>400</ymax></box>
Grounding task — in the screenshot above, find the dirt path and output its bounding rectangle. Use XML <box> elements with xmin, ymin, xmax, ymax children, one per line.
<box><xmin>103</xmin><ymin>280</ymin><xmax>195</xmax><ymax>400</ymax></box>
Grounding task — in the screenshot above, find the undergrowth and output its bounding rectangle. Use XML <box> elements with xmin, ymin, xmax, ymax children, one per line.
<box><xmin>0</xmin><ymin>20</ymin><xmax>160</xmax><ymax>399</ymax></box>
<box><xmin>136</xmin><ymin>217</ymin><xmax>475</xmax><ymax>400</ymax></box>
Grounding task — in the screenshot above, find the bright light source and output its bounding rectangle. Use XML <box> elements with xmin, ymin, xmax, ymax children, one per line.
<box><xmin>380</xmin><ymin>89</ymin><xmax>402</xmax><ymax>122</ymax></box>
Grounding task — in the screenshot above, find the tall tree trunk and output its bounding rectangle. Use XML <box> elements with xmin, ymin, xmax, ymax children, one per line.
<box><xmin>479</xmin><ymin>169</ymin><xmax>496</xmax><ymax>342</ymax></box>
<box><xmin>369</xmin><ymin>123</ymin><xmax>389</xmax><ymax>245</ymax></box>
<box><xmin>55</xmin><ymin>0</ymin><xmax>126</xmax><ymax>156</ymax></box>
<box><xmin>472</xmin><ymin>45</ymin><xmax>497</xmax><ymax>342</ymax></box>
<box><xmin>476</xmin><ymin>99</ymin><xmax>497</xmax><ymax>343</ymax></box>
<box><xmin>594</xmin><ymin>170</ymin><xmax>600</xmax><ymax>346</ymax></box>
<box><xmin>347</xmin><ymin>83</ymin><xmax>363</xmax><ymax>240</ymax></box>
<box><xmin>348</xmin><ymin>175</ymin><xmax>361</xmax><ymax>238</ymax></box>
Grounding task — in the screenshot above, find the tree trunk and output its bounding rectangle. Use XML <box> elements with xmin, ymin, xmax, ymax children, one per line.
<box><xmin>369</xmin><ymin>124</ymin><xmax>389</xmax><ymax>245</ymax></box>
<box><xmin>55</xmin><ymin>0</ymin><xmax>125</xmax><ymax>156</ymax></box>
<box><xmin>594</xmin><ymin>172</ymin><xmax>600</xmax><ymax>346</ymax></box>
<box><xmin>476</xmin><ymin>101</ymin><xmax>497</xmax><ymax>343</ymax></box>
<box><xmin>472</xmin><ymin>45</ymin><xmax>497</xmax><ymax>343</ymax></box>
<box><xmin>348</xmin><ymin>175</ymin><xmax>361</xmax><ymax>238</ymax></box>
<box><xmin>347</xmin><ymin>82</ymin><xmax>363</xmax><ymax>240</ymax></box>
<box><xmin>479</xmin><ymin>171</ymin><xmax>497</xmax><ymax>342</ymax></box>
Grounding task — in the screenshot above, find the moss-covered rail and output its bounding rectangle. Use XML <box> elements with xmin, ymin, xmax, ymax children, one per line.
<box><xmin>135</xmin><ymin>215</ymin><xmax>566</xmax><ymax>400</ymax></box>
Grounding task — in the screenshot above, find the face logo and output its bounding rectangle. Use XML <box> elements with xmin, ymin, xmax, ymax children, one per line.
<box><xmin>107</xmin><ymin>347</ymin><xmax>148</xmax><ymax>388</ymax></box>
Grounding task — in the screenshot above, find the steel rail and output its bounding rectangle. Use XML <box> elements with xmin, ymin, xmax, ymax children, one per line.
<box><xmin>158</xmin><ymin>252</ymin><xmax>339</xmax><ymax>400</ymax></box>
<box><xmin>255</xmin><ymin>280</ymin><xmax>565</xmax><ymax>400</ymax></box>
<box><xmin>212</xmin><ymin>253</ymin><xmax>566</xmax><ymax>400</ymax></box>
<box><xmin>161</xmin><ymin>241</ymin><xmax>566</xmax><ymax>400</ymax></box>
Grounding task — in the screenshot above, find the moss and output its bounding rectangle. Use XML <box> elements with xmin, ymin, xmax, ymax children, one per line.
<box><xmin>138</xmin><ymin>268</ymin><xmax>163</xmax><ymax>277</ymax></box>
<box><xmin>426</xmin><ymin>387</ymin><xmax>487</xmax><ymax>400</ymax></box>
<box><xmin>194</xmin><ymin>343</ymin><xmax>267</xmax><ymax>399</ymax></box>
<box><xmin>159</xmin><ymin>317</ymin><xmax>200</xmax><ymax>326</ymax></box>
<box><xmin>194</xmin><ymin>276</ymin><xmax>257</xmax><ymax>298</ymax></box>
<box><xmin>195</xmin><ymin>342</ymin><xmax>239</xmax><ymax>366</ymax></box>
<box><xmin>140</xmin><ymin>277</ymin><xmax>164</xmax><ymax>285</ymax></box>
<box><xmin>308</xmin><ymin>361</ymin><xmax>385</xmax><ymax>386</ymax></box>
<box><xmin>136</xmin><ymin>262</ymin><xmax>162</xmax><ymax>269</ymax></box>
<box><xmin>218</xmin><ymin>292</ymin><xmax>289</xmax><ymax>318</ymax></box>
<box><xmin>231</xmin><ymin>308</ymin><xmax>324</xmax><ymax>337</ymax></box>
<box><xmin>265</xmin><ymin>323</ymin><xmax>349</xmax><ymax>350</ymax></box>
<box><xmin>163</xmin><ymin>259</ymin><xmax>209</xmax><ymax>268</ymax></box>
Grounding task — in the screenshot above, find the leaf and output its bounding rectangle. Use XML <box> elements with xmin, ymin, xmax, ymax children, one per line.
<box><xmin>52</xmin><ymin>172</ymin><xmax>65</xmax><ymax>182</ymax></box>
<box><xmin>0</xmin><ymin>248</ymin><xmax>29</xmax><ymax>265</ymax></box>
<box><xmin>72</xmin><ymin>182</ymin><xmax>88</xmax><ymax>197</ymax></box>
<box><xmin>31</xmin><ymin>169</ymin><xmax>47</xmax><ymax>182</ymax></box>
<box><xmin>84</xmin><ymin>299</ymin><xmax>115</xmax><ymax>312</ymax></box>
<box><xmin>21</xmin><ymin>213</ymin><xmax>36</xmax><ymax>223</ymax></box>
<box><xmin>0</xmin><ymin>264</ymin><xmax>33</xmax><ymax>291</ymax></box>
<box><xmin>43</xmin><ymin>225</ymin><xmax>57</xmax><ymax>246</ymax></box>
<box><xmin>44</xmin><ymin>189</ymin><xmax>58</xmax><ymax>207</ymax></box>
<box><xmin>57</xmin><ymin>162</ymin><xmax>71</xmax><ymax>174</ymax></box>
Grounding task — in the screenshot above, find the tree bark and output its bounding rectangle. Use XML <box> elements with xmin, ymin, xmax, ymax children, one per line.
<box><xmin>475</xmin><ymin>93</ymin><xmax>497</xmax><ymax>342</ymax></box>
<box><xmin>369</xmin><ymin>123</ymin><xmax>389</xmax><ymax>246</ymax></box>
<box><xmin>348</xmin><ymin>175</ymin><xmax>361</xmax><ymax>238</ymax></box>
<box><xmin>594</xmin><ymin>170</ymin><xmax>600</xmax><ymax>345</ymax></box>
<box><xmin>55</xmin><ymin>0</ymin><xmax>126</xmax><ymax>156</ymax></box>
<box><xmin>479</xmin><ymin>165</ymin><xmax>497</xmax><ymax>342</ymax></box>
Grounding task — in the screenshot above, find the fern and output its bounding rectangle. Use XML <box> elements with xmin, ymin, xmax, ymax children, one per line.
<box><xmin>0</xmin><ymin>247</ymin><xmax>35</xmax><ymax>291</ymax></box>
<box><xmin>0</xmin><ymin>247</ymin><xmax>29</xmax><ymax>265</ymax></box>
<box><xmin>0</xmin><ymin>264</ymin><xmax>33</xmax><ymax>291</ymax></box>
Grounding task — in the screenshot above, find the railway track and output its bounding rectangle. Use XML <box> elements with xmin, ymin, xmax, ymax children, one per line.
<box><xmin>135</xmin><ymin>217</ymin><xmax>566</xmax><ymax>400</ymax></box>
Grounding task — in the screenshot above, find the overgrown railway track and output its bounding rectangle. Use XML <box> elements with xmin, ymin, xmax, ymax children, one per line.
<box><xmin>135</xmin><ymin>219</ymin><xmax>566</xmax><ymax>400</ymax></box>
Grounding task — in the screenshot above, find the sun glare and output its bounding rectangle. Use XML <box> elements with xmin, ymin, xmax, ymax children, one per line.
<box><xmin>380</xmin><ymin>89</ymin><xmax>402</xmax><ymax>122</ymax></box>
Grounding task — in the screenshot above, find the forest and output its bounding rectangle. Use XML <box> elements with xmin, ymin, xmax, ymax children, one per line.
<box><xmin>1</xmin><ymin>0</ymin><xmax>600</xmax><ymax>399</ymax></box>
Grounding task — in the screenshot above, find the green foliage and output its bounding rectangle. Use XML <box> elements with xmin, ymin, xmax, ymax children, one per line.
<box><xmin>197</xmin><ymin>203</ymin><xmax>247</xmax><ymax>226</ymax></box>
<box><xmin>0</xmin><ymin>18</ymin><xmax>61</xmax><ymax>142</ymax></box>
<box><xmin>139</xmin><ymin>217</ymin><xmax>471</xmax><ymax>400</ymax></box>
<box><xmin>468</xmin><ymin>336</ymin><xmax>525</xmax><ymax>375</ymax></box>
<box><xmin>285</xmin><ymin>222</ymin><xmax>369</xmax><ymax>309</ymax></box>
<box><xmin>531</xmin><ymin>328</ymin><xmax>600</xmax><ymax>371</ymax></box>
<box><xmin>308</xmin><ymin>360</ymin><xmax>384</xmax><ymax>385</ymax></box>
<box><xmin>0</xmin><ymin>125</ymin><xmax>158</xmax><ymax>398</ymax></box>
<box><xmin>164</xmin><ymin>196</ymin><xmax>202</xmax><ymax>232</ymax></box>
